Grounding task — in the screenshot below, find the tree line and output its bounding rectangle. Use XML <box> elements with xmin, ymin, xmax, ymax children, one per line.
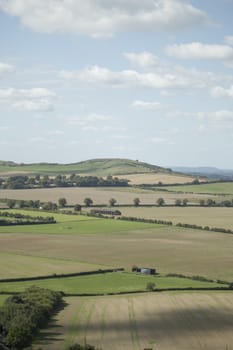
<box><xmin>0</xmin><ymin>174</ymin><xmax>129</xmax><ymax>189</ymax></box>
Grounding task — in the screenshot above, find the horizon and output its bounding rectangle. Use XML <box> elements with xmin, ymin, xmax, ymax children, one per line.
<box><xmin>0</xmin><ymin>1</ymin><xmax>232</xmax><ymax>168</ymax></box>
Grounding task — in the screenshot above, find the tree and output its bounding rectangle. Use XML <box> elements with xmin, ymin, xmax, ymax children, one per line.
<box><xmin>175</xmin><ymin>199</ymin><xmax>181</xmax><ymax>206</ymax></box>
<box><xmin>133</xmin><ymin>197</ymin><xmax>140</xmax><ymax>207</ymax></box>
<box><xmin>182</xmin><ymin>198</ymin><xmax>188</xmax><ymax>206</ymax></box>
<box><xmin>146</xmin><ymin>282</ymin><xmax>156</xmax><ymax>291</ymax></box>
<box><xmin>84</xmin><ymin>198</ymin><xmax>93</xmax><ymax>207</ymax></box>
<box><xmin>156</xmin><ymin>197</ymin><xmax>165</xmax><ymax>206</ymax></box>
<box><xmin>6</xmin><ymin>199</ymin><xmax>16</xmax><ymax>209</ymax></box>
<box><xmin>58</xmin><ymin>197</ymin><xmax>67</xmax><ymax>208</ymax></box>
<box><xmin>74</xmin><ymin>204</ymin><xmax>82</xmax><ymax>212</ymax></box>
<box><xmin>109</xmin><ymin>198</ymin><xmax>117</xmax><ymax>207</ymax></box>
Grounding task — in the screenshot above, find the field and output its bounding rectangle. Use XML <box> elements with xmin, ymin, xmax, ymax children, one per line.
<box><xmin>0</xmin><ymin>186</ymin><xmax>220</xmax><ymax>205</ymax></box>
<box><xmin>0</xmin><ymin>200</ymin><xmax>232</xmax><ymax>349</ymax></box>
<box><xmin>116</xmin><ymin>172</ymin><xmax>197</xmax><ymax>185</ymax></box>
<box><xmin>34</xmin><ymin>292</ymin><xmax>233</xmax><ymax>350</ymax></box>
<box><xmin>117</xmin><ymin>206</ymin><xmax>233</xmax><ymax>230</ymax></box>
<box><xmin>0</xmin><ymin>210</ymin><xmax>232</xmax><ymax>281</ymax></box>
<box><xmin>0</xmin><ymin>272</ymin><xmax>222</xmax><ymax>294</ymax></box>
<box><xmin>160</xmin><ymin>182</ymin><xmax>233</xmax><ymax>195</ymax></box>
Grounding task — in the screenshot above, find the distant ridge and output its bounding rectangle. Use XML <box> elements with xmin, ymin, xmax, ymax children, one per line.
<box><xmin>0</xmin><ymin>158</ymin><xmax>173</xmax><ymax>176</ymax></box>
<box><xmin>172</xmin><ymin>166</ymin><xmax>233</xmax><ymax>180</ymax></box>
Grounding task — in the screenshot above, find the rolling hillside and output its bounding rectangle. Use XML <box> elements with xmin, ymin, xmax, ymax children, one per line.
<box><xmin>0</xmin><ymin>158</ymin><xmax>173</xmax><ymax>176</ymax></box>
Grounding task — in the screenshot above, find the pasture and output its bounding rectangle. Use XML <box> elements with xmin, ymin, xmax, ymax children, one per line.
<box><xmin>117</xmin><ymin>206</ymin><xmax>233</xmax><ymax>230</ymax></box>
<box><xmin>34</xmin><ymin>292</ymin><xmax>233</xmax><ymax>350</ymax></box>
<box><xmin>0</xmin><ymin>273</ymin><xmax>222</xmax><ymax>294</ymax></box>
<box><xmin>160</xmin><ymin>181</ymin><xmax>233</xmax><ymax>195</ymax></box>
<box><xmin>0</xmin><ymin>211</ymin><xmax>232</xmax><ymax>280</ymax></box>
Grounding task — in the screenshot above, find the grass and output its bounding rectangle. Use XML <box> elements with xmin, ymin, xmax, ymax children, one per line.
<box><xmin>0</xmin><ymin>158</ymin><xmax>170</xmax><ymax>176</ymax></box>
<box><xmin>0</xmin><ymin>273</ymin><xmax>223</xmax><ymax>294</ymax></box>
<box><xmin>0</xmin><ymin>295</ymin><xmax>9</xmax><ymax>305</ymax></box>
<box><xmin>0</xmin><ymin>212</ymin><xmax>232</xmax><ymax>280</ymax></box>
<box><xmin>159</xmin><ymin>182</ymin><xmax>233</xmax><ymax>195</ymax></box>
<box><xmin>34</xmin><ymin>292</ymin><xmax>233</xmax><ymax>350</ymax></box>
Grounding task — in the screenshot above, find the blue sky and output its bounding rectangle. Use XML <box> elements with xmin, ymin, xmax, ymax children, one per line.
<box><xmin>0</xmin><ymin>0</ymin><xmax>233</xmax><ymax>168</ymax></box>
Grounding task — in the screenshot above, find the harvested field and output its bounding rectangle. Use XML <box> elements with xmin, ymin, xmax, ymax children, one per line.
<box><xmin>34</xmin><ymin>292</ymin><xmax>233</xmax><ymax>350</ymax></box>
<box><xmin>117</xmin><ymin>172</ymin><xmax>198</xmax><ymax>185</ymax></box>
<box><xmin>118</xmin><ymin>206</ymin><xmax>233</xmax><ymax>230</ymax></box>
<box><xmin>0</xmin><ymin>186</ymin><xmax>219</xmax><ymax>205</ymax></box>
<box><xmin>0</xmin><ymin>217</ymin><xmax>232</xmax><ymax>280</ymax></box>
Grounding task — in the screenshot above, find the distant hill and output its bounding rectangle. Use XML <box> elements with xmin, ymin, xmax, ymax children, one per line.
<box><xmin>172</xmin><ymin>166</ymin><xmax>233</xmax><ymax>180</ymax></box>
<box><xmin>0</xmin><ymin>158</ymin><xmax>173</xmax><ymax>176</ymax></box>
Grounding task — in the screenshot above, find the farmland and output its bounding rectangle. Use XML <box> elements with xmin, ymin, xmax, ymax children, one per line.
<box><xmin>159</xmin><ymin>181</ymin><xmax>233</xmax><ymax>195</ymax></box>
<box><xmin>0</xmin><ymin>186</ymin><xmax>220</xmax><ymax>205</ymax></box>
<box><xmin>0</xmin><ymin>164</ymin><xmax>233</xmax><ymax>350</ymax></box>
<box><xmin>0</xmin><ymin>272</ymin><xmax>222</xmax><ymax>294</ymax></box>
<box><xmin>34</xmin><ymin>292</ymin><xmax>233</xmax><ymax>350</ymax></box>
<box><xmin>117</xmin><ymin>206</ymin><xmax>233</xmax><ymax>230</ymax></box>
<box><xmin>0</xmin><ymin>210</ymin><xmax>232</xmax><ymax>281</ymax></box>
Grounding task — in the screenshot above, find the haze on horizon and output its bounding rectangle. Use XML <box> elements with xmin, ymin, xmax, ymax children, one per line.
<box><xmin>0</xmin><ymin>0</ymin><xmax>232</xmax><ymax>168</ymax></box>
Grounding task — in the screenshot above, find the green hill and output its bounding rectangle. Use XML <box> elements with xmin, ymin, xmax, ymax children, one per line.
<box><xmin>0</xmin><ymin>158</ymin><xmax>172</xmax><ymax>176</ymax></box>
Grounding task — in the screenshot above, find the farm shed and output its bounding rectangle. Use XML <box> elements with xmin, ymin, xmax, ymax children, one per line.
<box><xmin>90</xmin><ymin>209</ymin><xmax>121</xmax><ymax>216</ymax></box>
<box><xmin>132</xmin><ymin>266</ymin><xmax>156</xmax><ymax>275</ymax></box>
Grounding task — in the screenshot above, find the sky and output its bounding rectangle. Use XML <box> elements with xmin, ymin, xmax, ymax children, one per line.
<box><xmin>0</xmin><ymin>0</ymin><xmax>233</xmax><ymax>168</ymax></box>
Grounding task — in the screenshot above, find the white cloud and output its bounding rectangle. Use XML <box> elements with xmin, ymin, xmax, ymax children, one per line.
<box><xmin>0</xmin><ymin>87</ymin><xmax>56</xmax><ymax>111</ymax></box>
<box><xmin>132</xmin><ymin>100</ymin><xmax>161</xmax><ymax>110</ymax></box>
<box><xmin>0</xmin><ymin>0</ymin><xmax>207</xmax><ymax>37</ymax></box>
<box><xmin>124</xmin><ymin>52</ymin><xmax>160</xmax><ymax>69</ymax></box>
<box><xmin>59</xmin><ymin>59</ymin><xmax>223</xmax><ymax>90</ymax></box>
<box><xmin>211</xmin><ymin>85</ymin><xmax>233</xmax><ymax>98</ymax></box>
<box><xmin>0</xmin><ymin>62</ymin><xmax>14</xmax><ymax>77</ymax></box>
<box><xmin>165</xmin><ymin>42</ymin><xmax>233</xmax><ymax>60</ymax></box>
<box><xmin>150</xmin><ymin>137</ymin><xmax>172</xmax><ymax>144</ymax></box>
<box><xmin>224</xmin><ymin>35</ymin><xmax>233</xmax><ymax>46</ymax></box>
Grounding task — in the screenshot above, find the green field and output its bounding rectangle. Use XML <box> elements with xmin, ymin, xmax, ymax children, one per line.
<box><xmin>160</xmin><ymin>181</ymin><xmax>233</xmax><ymax>195</ymax></box>
<box><xmin>34</xmin><ymin>293</ymin><xmax>233</xmax><ymax>350</ymax></box>
<box><xmin>0</xmin><ymin>158</ymin><xmax>171</xmax><ymax>176</ymax></box>
<box><xmin>0</xmin><ymin>295</ymin><xmax>8</xmax><ymax>305</ymax></box>
<box><xmin>0</xmin><ymin>273</ymin><xmax>222</xmax><ymax>294</ymax></box>
<box><xmin>0</xmin><ymin>210</ymin><xmax>232</xmax><ymax>281</ymax></box>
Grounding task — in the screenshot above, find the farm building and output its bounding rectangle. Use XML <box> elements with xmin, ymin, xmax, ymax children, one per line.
<box><xmin>132</xmin><ymin>266</ymin><xmax>156</xmax><ymax>275</ymax></box>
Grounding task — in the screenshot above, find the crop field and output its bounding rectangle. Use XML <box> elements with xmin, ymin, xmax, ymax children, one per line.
<box><xmin>34</xmin><ymin>292</ymin><xmax>233</xmax><ymax>350</ymax></box>
<box><xmin>116</xmin><ymin>172</ymin><xmax>197</xmax><ymax>185</ymax></box>
<box><xmin>0</xmin><ymin>211</ymin><xmax>232</xmax><ymax>281</ymax></box>
<box><xmin>0</xmin><ymin>186</ymin><xmax>219</xmax><ymax>205</ymax></box>
<box><xmin>160</xmin><ymin>181</ymin><xmax>233</xmax><ymax>195</ymax></box>
<box><xmin>117</xmin><ymin>206</ymin><xmax>233</xmax><ymax>230</ymax></box>
<box><xmin>0</xmin><ymin>272</ymin><xmax>222</xmax><ymax>294</ymax></box>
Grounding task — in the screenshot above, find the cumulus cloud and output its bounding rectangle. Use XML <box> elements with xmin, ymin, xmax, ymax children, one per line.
<box><xmin>132</xmin><ymin>100</ymin><xmax>161</xmax><ymax>110</ymax></box>
<box><xmin>59</xmin><ymin>58</ymin><xmax>222</xmax><ymax>90</ymax></box>
<box><xmin>165</xmin><ymin>42</ymin><xmax>233</xmax><ymax>60</ymax></box>
<box><xmin>211</xmin><ymin>85</ymin><xmax>233</xmax><ymax>98</ymax></box>
<box><xmin>0</xmin><ymin>87</ymin><xmax>56</xmax><ymax>111</ymax></box>
<box><xmin>0</xmin><ymin>62</ymin><xmax>14</xmax><ymax>77</ymax></box>
<box><xmin>0</xmin><ymin>0</ymin><xmax>207</xmax><ymax>37</ymax></box>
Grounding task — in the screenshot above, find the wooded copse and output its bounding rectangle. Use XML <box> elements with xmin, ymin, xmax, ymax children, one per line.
<box><xmin>0</xmin><ymin>287</ymin><xmax>63</xmax><ymax>349</ymax></box>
